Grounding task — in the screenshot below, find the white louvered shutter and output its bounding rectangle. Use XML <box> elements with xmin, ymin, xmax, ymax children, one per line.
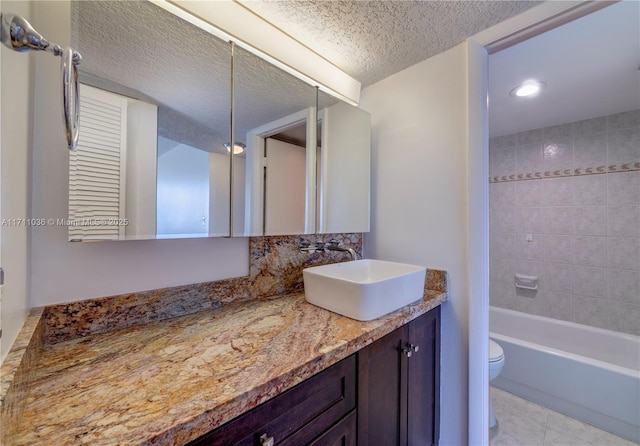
<box><xmin>69</xmin><ymin>84</ymin><xmax>127</xmax><ymax>241</ymax></box>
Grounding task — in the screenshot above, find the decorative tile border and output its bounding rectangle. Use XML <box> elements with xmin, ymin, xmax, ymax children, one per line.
<box><xmin>489</xmin><ymin>162</ymin><xmax>640</xmax><ymax>183</ymax></box>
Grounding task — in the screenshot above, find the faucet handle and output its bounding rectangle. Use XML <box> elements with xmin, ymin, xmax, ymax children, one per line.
<box><xmin>299</xmin><ymin>240</ymin><xmax>313</xmax><ymax>252</ymax></box>
<box><xmin>299</xmin><ymin>240</ymin><xmax>322</xmax><ymax>253</ymax></box>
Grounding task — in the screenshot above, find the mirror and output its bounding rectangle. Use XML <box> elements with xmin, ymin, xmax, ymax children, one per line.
<box><xmin>69</xmin><ymin>0</ymin><xmax>232</xmax><ymax>241</ymax></box>
<box><xmin>317</xmin><ymin>90</ymin><xmax>371</xmax><ymax>234</ymax></box>
<box><xmin>235</xmin><ymin>51</ymin><xmax>371</xmax><ymax>236</ymax></box>
<box><xmin>234</xmin><ymin>46</ymin><xmax>318</xmax><ymax>236</ymax></box>
<box><xmin>68</xmin><ymin>0</ymin><xmax>371</xmax><ymax>242</ymax></box>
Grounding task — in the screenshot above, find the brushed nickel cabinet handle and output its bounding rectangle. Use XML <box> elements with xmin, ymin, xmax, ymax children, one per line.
<box><xmin>260</xmin><ymin>433</ymin><xmax>275</xmax><ymax>446</ymax></box>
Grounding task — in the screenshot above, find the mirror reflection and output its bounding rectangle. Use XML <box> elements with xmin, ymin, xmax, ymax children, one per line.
<box><xmin>68</xmin><ymin>0</ymin><xmax>371</xmax><ymax>242</ymax></box>
<box><xmin>69</xmin><ymin>0</ymin><xmax>232</xmax><ymax>241</ymax></box>
<box><xmin>316</xmin><ymin>90</ymin><xmax>371</xmax><ymax>234</ymax></box>
<box><xmin>234</xmin><ymin>45</ymin><xmax>318</xmax><ymax>236</ymax></box>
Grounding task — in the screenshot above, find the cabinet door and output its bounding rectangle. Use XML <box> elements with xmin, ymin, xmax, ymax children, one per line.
<box><xmin>357</xmin><ymin>307</ymin><xmax>441</xmax><ymax>446</ymax></box>
<box><xmin>357</xmin><ymin>324</ymin><xmax>408</xmax><ymax>446</ymax></box>
<box><xmin>407</xmin><ymin>307</ymin><xmax>440</xmax><ymax>446</ymax></box>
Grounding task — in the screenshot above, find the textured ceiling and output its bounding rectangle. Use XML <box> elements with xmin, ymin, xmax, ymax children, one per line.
<box><xmin>238</xmin><ymin>0</ymin><xmax>542</xmax><ymax>87</ymax></box>
<box><xmin>71</xmin><ymin>0</ymin><xmax>327</xmax><ymax>154</ymax></box>
<box><xmin>71</xmin><ymin>0</ymin><xmax>231</xmax><ymax>152</ymax></box>
<box><xmin>71</xmin><ymin>0</ymin><xmax>545</xmax><ymax>152</ymax></box>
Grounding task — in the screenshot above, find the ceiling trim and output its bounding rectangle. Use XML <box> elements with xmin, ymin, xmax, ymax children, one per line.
<box><xmin>159</xmin><ymin>0</ymin><xmax>361</xmax><ymax>105</ymax></box>
<box><xmin>472</xmin><ymin>0</ymin><xmax>618</xmax><ymax>53</ymax></box>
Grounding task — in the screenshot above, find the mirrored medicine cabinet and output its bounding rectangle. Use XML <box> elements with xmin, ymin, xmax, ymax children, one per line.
<box><xmin>67</xmin><ymin>0</ymin><xmax>370</xmax><ymax>242</ymax></box>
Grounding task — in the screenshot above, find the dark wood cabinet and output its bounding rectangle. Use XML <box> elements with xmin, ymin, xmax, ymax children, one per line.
<box><xmin>357</xmin><ymin>307</ymin><xmax>440</xmax><ymax>446</ymax></box>
<box><xmin>407</xmin><ymin>307</ymin><xmax>440</xmax><ymax>445</ymax></box>
<box><xmin>308</xmin><ymin>410</ymin><xmax>356</xmax><ymax>446</ymax></box>
<box><xmin>357</xmin><ymin>321</ymin><xmax>408</xmax><ymax>445</ymax></box>
<box><xmin>188</xmin><ymin>306</ymin><xmax>440</xmax><ymax>446</ymax></box>
<box><xmin>188</xmin><ymin>355</ymin><xmax>355</xmax><ymax>446</ymax></box>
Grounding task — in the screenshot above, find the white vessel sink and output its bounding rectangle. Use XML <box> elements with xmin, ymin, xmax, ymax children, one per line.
<box><xmin>303</xmin><ymin>259</ymin><xmax>426</xmax><ymax>321</ymax></box>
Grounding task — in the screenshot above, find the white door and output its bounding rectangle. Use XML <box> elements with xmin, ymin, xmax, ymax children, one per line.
<box><xmin>264</xmin><ymin>138</ymin><xmax>306</xmax><ymax>235</ymax></box>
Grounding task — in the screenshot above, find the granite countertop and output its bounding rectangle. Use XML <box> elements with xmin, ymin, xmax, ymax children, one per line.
<box><xmin>9</xmin><ymin>290</ymin><xmax>446</xmax><ymax>445</ymax></box>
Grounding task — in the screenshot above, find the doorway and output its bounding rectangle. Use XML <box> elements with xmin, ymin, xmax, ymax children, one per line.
<box><xmin>487</xmin><ymin>2</ymin><xmax>639</xmax><ymax>443</ymax></box>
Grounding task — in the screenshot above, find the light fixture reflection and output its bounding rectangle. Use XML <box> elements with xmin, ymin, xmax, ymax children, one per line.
<box><xmin>224</xmin><ymin>142</ymin><xmax>246</xmax><ymax>154</ymax></box>
<box><xmin>510</xmin><ymin>80</ymin><xmax>546</xmax><ymax>98</ymax></box>
<box><xmin>151</xmin><ymin>0</ymin><xmax>361</xmax><ymax>105</ymax></box>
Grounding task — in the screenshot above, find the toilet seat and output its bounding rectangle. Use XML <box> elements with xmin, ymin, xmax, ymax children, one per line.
<box><xmin>489</xmin><ymin>339</ymin><xmax>504</xmax><ymax>363</ymax></box>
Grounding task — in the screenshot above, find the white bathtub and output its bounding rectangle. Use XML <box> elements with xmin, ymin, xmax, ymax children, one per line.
<box><xmin>489</xmin><ymin>306</ymin><xmax>640</xmax><ymax>443</ymax></box>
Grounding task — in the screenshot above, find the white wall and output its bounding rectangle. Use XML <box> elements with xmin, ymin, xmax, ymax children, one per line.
<box><xmin>126</xmin><ymin>99</ymin><xmax>158</xmax><ymax>239</ymax></box>
<box><xmin>264</xmin><ymin>139</ymin><xmax>306</xmax><ymax>235</ymax></box>
<box><xmin>209</xmin><ymin>152</ymin><xmax>245</xmax><ymax>237</ymax></box>
<box><xmin>360</xmin><ymin>42</ymin><xmax>478</xmax><ymax>445</ymax></box>
<box><xmin>157</xmin><ymin>142</ymin><xmax>210</xmax><ymax>237</ymax></box>
<box><xmin>209</xmin><ymin>152</ymin><xmax>229</xmax><ymax>237</ymax></box>
<box><xmin>320</xmin><ymin>101</ymin><xmax>371</xmax><ymax>233</ymax></box>
<box><xmin>29</xmin><ymin>1</ymin><xmax>248</xmax><ymax>307</ymax></box>
<box><xmin>232</xmin><ymin>156</ymin><xmax>246</xmax><ymax>237</ymax></box>
<box><xmin>0</xmin><ymin>0</ymin><xmax>34</xmax><ymax>362</ymax></box>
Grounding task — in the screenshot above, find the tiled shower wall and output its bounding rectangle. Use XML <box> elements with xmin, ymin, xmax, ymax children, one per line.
<box><xmin>489</xmin><ymin>109</ymin><xmax>640</xmax><ymax>336</ymax></box>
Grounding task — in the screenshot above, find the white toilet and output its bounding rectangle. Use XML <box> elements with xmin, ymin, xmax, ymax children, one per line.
<box><xmin>489</xmin><ymin>339</ymin><xmax>505</xmax><ymax>428</ymax></box>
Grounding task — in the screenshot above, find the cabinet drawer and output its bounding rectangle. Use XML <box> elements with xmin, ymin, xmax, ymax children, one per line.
<box><xmin>308</xmin><ymin>410</ymin><xmax>356</xmax><ymax>446</ymax></box>
<box><xmin>189</xmin><ymin>355</ymin><xmax>356</xmax><ymax>446</ymax></box>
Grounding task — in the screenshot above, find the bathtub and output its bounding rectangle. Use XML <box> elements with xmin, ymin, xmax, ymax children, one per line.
<box><xmin>489</xmin><ymin>306</ymin><xmax>640</xmax><ymax>443</ymax></box>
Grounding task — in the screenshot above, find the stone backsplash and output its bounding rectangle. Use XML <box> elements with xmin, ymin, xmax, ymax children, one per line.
<box><xmin>42</xmin><ymin>234</ymin><xmax>363</xmax><ymax>344</ymax></box>
<box><xmin>1</xmin><ymin>232</ymin><xmax>449</xmax><ymax>445</ymax></box>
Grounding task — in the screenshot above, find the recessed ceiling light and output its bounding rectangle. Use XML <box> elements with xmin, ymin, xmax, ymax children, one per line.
<box><xmin>224</xmin><ymin>142</ymin><xmax>246</xmax><ymax>154</ymax></box>
<box><xmin>510</xmin><ymin>80</ymin><xmax>546</xmax><ymax>98</ymax></box>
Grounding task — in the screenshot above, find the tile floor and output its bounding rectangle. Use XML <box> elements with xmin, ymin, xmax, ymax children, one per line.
<box><xmin>489</xmin><ymin>386</ymin><xmax>639</xmax><ymax>446</ymax></box>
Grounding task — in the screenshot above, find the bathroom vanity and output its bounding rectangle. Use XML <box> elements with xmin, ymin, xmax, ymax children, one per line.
<box><xmin>189</xmin><ymin>307</ymin><xmax>440</xmax><ymax>446</ymax></box>
<box><xmin>2</xmin><ymin>288</ymin><xmax>445</xmax><ymax>445</ymax></box>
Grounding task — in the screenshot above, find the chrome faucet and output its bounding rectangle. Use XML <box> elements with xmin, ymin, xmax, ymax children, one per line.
<box><xmin>299</xmin><ymin>240</ymin><xmax>358</xmax><ymax>261</ymax></box>
<box><xmin>324</xmin><ymin>240</ymin><xmax>358</xmax><ymax>261</ymax></box>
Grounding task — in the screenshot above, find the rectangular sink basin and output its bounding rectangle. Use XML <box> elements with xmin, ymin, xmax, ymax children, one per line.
<box><xmin>303</xmin><ymin>259</ymin><xmax>426</xmax><ymax>321</ymax></box>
